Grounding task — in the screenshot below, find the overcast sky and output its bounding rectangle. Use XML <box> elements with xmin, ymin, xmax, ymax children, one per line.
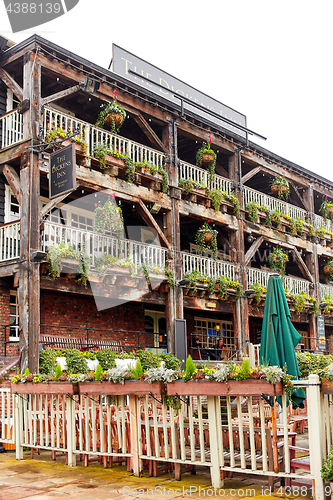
<box><xmin>1</xmin><ymin>0</ymin><xmax>332</xmax><ymax>183</ymax></box>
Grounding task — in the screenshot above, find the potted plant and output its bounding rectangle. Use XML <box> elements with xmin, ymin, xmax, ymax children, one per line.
<box><xmin>196</xmin><ymin>136</ymin><xmax>217</xmax><ymax>175</ymax></box>
<box><xmin>93</xmin><ymin>198</ymin><xmax>123</xmax><ymax>238</ymax></box>
<box><xmin>269</xmin><ymin>171</ymin><xmax>290</xmax><ymax>200</ymax></box>
<box><xmin>268</xmin><ymin>246</ymin><xmax>289</xmax><ymax>276</ymax></box>
<box><xmin>324</xmin><ymin>260</ymin><xmax>333</xmax><ymax>278</ymax></box>
<box><xmin>195</xmin><ymin>220</ymin><xmax>218</xmax><ymax>259</ymax></box>
<box><xmin>95</xmin><ymin>89</ymin><xmax>126</xmax><ymax>133</ymax></box>
<box><xmin>320</xmin><ymin>196</ymin><xmax>333</xmax><ymax>222</ymax></box>
<box><xmin>321</xmin><ymin>446</ymin><xmax>333</xmax><ymax>493</ymax></box>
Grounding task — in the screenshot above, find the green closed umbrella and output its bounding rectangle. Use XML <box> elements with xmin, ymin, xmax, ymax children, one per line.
<box><xmin>260</xmin><ymin>273</ymin><xmax>305</xmax><ymax>408</ymax></box>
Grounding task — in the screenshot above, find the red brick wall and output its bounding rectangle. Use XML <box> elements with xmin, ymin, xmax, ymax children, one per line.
<box><xmin>40</xmin><ymin>291</ymin><xmax>146</xmax><ymax>348</ymax></box>
<box><xmin>0</xmin><ymin>287</ymin><xmax>19</xmax><ymax>357</ymax></box>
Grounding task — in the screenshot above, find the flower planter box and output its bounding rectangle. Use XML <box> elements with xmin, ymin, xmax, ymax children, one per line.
<box><xmin>321</xmin><ymin>379</ymin><xmax>333</xmax><ymax>394</ymax></box>
<box><xmin>166</xmin><ymin>379</ymin><xmax>283</xmax><ymax>397</ymax></box>
<box><xmin>61</xmin><ymin>258</ymin><xmax>80</xmax><ymax>274</ymax></box>
<box><xmin>78</xmin><ymin>380</ymin><xmax>165</xmax><ymax>396</ymax></box>
<box><xmin>11</xmin><ymin>382</ymin><xmax>79</xmax><ymax>395</ymax></box>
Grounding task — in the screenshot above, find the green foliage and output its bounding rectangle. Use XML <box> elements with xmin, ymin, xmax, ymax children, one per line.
<box><xmin>196</xmin><ymin>140</ymin><xmax>217</xmax><ymax>176</ymax></box>
<box><xmin>131</xmin><ymin>359</ymin><xmax>143</xmax><ymax>380</ymax></box>
<box><xmin>54</xmin><ymin>364</ymin><xmax>62</xmax><ymax>379</ymax></box>
<box><xmin>39</xmin><ymin>349</ymin><xmax>60</xmax><ymax>374</ymax></box>
<box><xmin>296</xmin><ymin>352</ymin><xmax>333</xmax><ymax>379</ymax></box>
<box><xmin>93</xmin><ymin>200</ymin><xmax>123</xmax><ymax>238</ymax></box>
<box><xmin>246</xmin><ymin>202</ymin><xmax>259</xmax><ymax>224</ymax></box>
<box><xmin>94</xmin><ymin>364</ymin><xmax>103</xmax><ymax>381</ymax></box>
<box><xmin>319</xmin><ymin>197</ymin><xmax>333</xmax><ymax>222</ymax></box>
<box><xmin>95</xmin><ymin>95</ymin><xmax>126</xmax><ymax>133</ymax></box>
<box><xmin>210</xmin><ymin>189</ymin><xmax>225</xmax><ymax>213</ymax></box>
<box><xmin>24</xmin><ymin>367</ymin><xmax>30</xmax><ymax>377</ymax></box>
<box><xmin>316</xmin><ymin>226</ymin><xmax>327</xmax><ymax>239</ymax></box>
<box><xmin>269</xmin><ymin>172</ymin><xmax>290</xmax><ymax>200</ymax></box>
<box><xmin>185</xmin><ymin>355</ymin><xmax>196</xmax><ymax>381</ymax></box>
<box><xmin>159</xmin><ymin>352</ymin><xmax>181</xmax><ymax>371</ymax></box>
<box><xmin>321</xmin><ymin>447</ymin><xmax>333</xmax><ymax>481</ymax></box>
<box><xmin>64</xmin><ymin>349</ymin><xmax>88</xmax><ymax>374</ymax></box>
<box><xmin>94</xmin><ymin>350</ymin><xmax>118</xmax><ymax>370</ymax></box>
<box><xmin>293</xmin><ymin>291</ymin><xmax>308</xmax><ymax>313</ymax></box>
<box><xmin>249</xmin><ymin>283</ymin><xmax>266</xmax><ymax>305</ymax></box>
<box><xmin>46</xmin><ymin>243</ymin><xmax>90</xmax><ymax>285</ymax></box>
<box><xmin>135</xmin><ymin>350</ymin><xmax>160</xmax><ymax>372</ymax></box>
<box><xmin>235</xmin><ymin>359</ymin><xmax>251</xmax><ymax>380</ymax></box>
<box><xmin>92</xmin><ymin>143</ymin><xmax>109</xmax><ymax>169</ymax></box>
<box><xmin>268</xmin><ymin>246</ymin><xmax>289</xmax><ymax>276</ymax></box>
<box><xmin>195</xmin><ymin>221</ymin><xmax>218</xmax><ymax>258</ymax></box>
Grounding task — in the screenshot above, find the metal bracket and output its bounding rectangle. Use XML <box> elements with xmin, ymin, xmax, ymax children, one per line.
<box><xmin>149</xmin><ymin>392</ymin><xmax>163</xmax><ymax>405</ymax></box>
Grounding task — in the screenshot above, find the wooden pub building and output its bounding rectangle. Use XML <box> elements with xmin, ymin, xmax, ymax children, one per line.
<box><xmin>1</xmin><ymin>34</ymin><xmax>333</xmax><ymax>372</ymax></box>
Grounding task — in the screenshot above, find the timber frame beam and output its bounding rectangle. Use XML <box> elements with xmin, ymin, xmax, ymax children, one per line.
<box><xmin>1</xmin><ymin>164</ymin><xmax>21</xmax><ymax>204</ymax></box>
<box><xmin>0</xmin><ymin>68</ymin><xmax>23</xmax><ymax>101</ymax></box>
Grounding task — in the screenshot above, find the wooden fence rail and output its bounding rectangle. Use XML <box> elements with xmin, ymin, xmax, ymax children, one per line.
<box><xmin>7</xmin><ymin>376</ymin><xmax>325</xmax><ymax>498</ymax></box>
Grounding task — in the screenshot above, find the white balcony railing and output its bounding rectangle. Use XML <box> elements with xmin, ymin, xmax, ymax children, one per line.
<box><xmin>247</xmin><ymin>267</ymin><xmax>311</xmax><ymax>295</ymax></box>
<box><xmin>43</xmin><ymin>107</ymin><xmax>165</xmax><ymax>168</ymax></box>
<box><xmin>182</xmin><ymin>252</ymin><xmax>238</xmax><ymax>281</ymax></box>
<box><xmin>313</xmin><ymin>213</ymin><xmax>333</xmax><ymax>232</ymax></box>
<box><xmin>0</xmin><ymin>221</ymin><xmax>20</xmax><ymax>261</ymax></box>
<box><xmin>42</xmin><ymin>222</ymin><xmax>167</xmax><ymax>272</ymax></box>
<box><xmin>243</xmin><ymin>186</ymin><xmax>308</xmax><ymax>221</ymax></box>
<box><xmin>0</xmin><ymin>110</ymin><xmax>23</xmax><ymax>149</ymax></box>
<box><xmin>319</xmin><ymin>283</ymin><xmax>333</xmax><ymax>301</ymax></box>
<box><xmin>178</xmin><ymin>160</ymin><xmax>233</xmax><ymax>194</ymax></box>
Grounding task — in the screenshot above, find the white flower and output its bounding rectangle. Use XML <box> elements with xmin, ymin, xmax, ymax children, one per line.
<box><xmin>105</xmin><ymin>366</ymin><xmax>129</xmax><ymax>384</ymax></box>
<box><xmin>145</xmin><ymin>366</ymin><xmax>176</xmax><ymax>383</ymax></box>
<box><xmin>261</xmin><ymin>366</ymin><xmax>284</xmax><ymax>384</ymax></box>
<box><xmin>210</xmin><ymin>364</ymin><xmax>230</xmax><ymax>382</ymax></box>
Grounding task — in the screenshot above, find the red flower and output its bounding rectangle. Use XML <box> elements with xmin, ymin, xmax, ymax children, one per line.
<box><xmin>113</xmin><ymin>89</ymin><xmax>117</xmax><ymax>100</ymax></box>
<box><xmin>209</xmin><ymin>134</ymin><xmax>212</xmax><ymax>144</ymax></box>
<box><xmin>94</xmin><ymin>203</ymin><xmax>97</xmax><ymax>207</ymax></box>
<box><xmin>207</xmin><ymin>219</ymin><xmax>210</xmax><ymax>223</ymax></box>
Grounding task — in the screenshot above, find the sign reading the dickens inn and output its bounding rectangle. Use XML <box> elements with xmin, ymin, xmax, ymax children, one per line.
<box><xmin>49</xmin><ymin>144</ymin><xmax>76</xmax><ymax>199</ymax></box>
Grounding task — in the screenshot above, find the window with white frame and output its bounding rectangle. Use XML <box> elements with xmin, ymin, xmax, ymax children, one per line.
<box><xmin>9</xmin><ymin>290</ymin><xmax>19</xmax><ymax>341</ymax></box>
<box><xmin>5</xmin><ymin>185</ymin><xmax>20</xmax><ymax>222</ymax></box>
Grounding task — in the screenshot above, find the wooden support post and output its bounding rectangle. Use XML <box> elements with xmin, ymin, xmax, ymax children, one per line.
<box><xmin>66</xmin><ymin>395</ymin><xmax>76</xmax><ymax>467</ymax></box>
<box><xmin>207</xmin><ymin>395</ymin><xmax>221</xmax><ymax>489</ymax></box>
<box><xmin>307</xmin><ymin>375</ymin><xmax>325</xmax><ymax>500</ymax></box>
<box><xmin>129</xmin><ymin>395</ymin><xmax>140</xmax><ymax>476</ymax></box>
<box><xmin>18</xmin><ymin>50</ymin><xmax>41</xmax><ymax>373</ymax></box>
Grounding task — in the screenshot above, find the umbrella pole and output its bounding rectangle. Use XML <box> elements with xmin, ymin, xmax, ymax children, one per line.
<box><xmin>271</xmin><ymin>396</ymin><xmax>279</xmax><ymax>473</ymax></box>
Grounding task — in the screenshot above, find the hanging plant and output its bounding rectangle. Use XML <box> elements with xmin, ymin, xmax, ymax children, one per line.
<box><xmin>93</xmin><ymin>199</ymin><xmax>123</xmax><ymax>238</ymax></box>
<box><xmin>194</xmin><ymin>220</ymin><xmax>218</xmax><ymax>258</ymax></box>
<box><xmin>269</xmin><ymin>171</ymin><xmax>290</xmax><ymax>200</ymax></box>
<box><xmin>323</xmin><ymin>260</ymin><xmax>333</xmax><ymax>280</ymax></box>
<box><xmin>319</xmin><ymin>196</ymin><xmax>333</xmax><ymax>222</ymax></box>
<box><xmin>293</xmin><ymin>291</ymin><xmax>308</xmax><ymax>314</ymax></box>
<box><xmin>95</xmin><ymin>89</ymin><xmax>126</xmax><ymax>133</ymax></box>
<box><xmin>249</xmin><ymin>283</ymin><xmax>266</xmax><ymax>305</ymax></box>
<box><xmin>210</xmin><ymin>189</ymin><xmax>225</xmax><ymax>213</ymax></box>
<box><xmin>196</xmin><ymin>136</ymin><xmax>216</xmax><ymax>176</ymax></box>
<box><xmin>271</xmin><ymin>210</ymin><xmax>282</xmax><ymax>227</ymax></box>
<box><xmin>246</xmin><ymin>202</ymin><xmax>259</xmax><ymax>224</ymax></box>
<box><xmin>223</xmin><ymin>192</ymin><xmax>240</xmax><ymax>216</ymax></box>
<box><xmin>268</xmin><ymin>246</ymin><xmax>289</xmax><ymax>276</ymax></box>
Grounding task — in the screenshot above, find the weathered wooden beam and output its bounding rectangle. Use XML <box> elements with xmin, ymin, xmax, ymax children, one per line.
<box><xmin>40</xmin><ymin>84</ymin><xmax>82</xmax><ymax>106</ymax></box>
<box><xmin>2</xmin><ymin>164</ymin><xmax>21</xmax><ymax>205</ymax></box>
<box><xmin>241</xmin><ymin>166</ymin><xmax>261</xmax><ymax>185</ymax></box>
<box><xmin>131</xmin><ymin>111</ymin><xmax>168</xmax><ymax>153</ymax></box>
<box><xmin>0</xmin><ymin>140</ymin><xmax>30</xmax><ymax>164</ymax></box>
<box><xmin>136</xmin><ymin>199</ymin><xmax>170</xmax><ymax>249</ymax></box>
<box><xmin>244</xmin><ymin>236</ymin><xmax>264</xmax><ymax>266</ymax></box>
<box><xmin>0</xmin><ymin>68</ymin><xmax>23</xmax><ymax>101</ymax></box>
<box><xmin>40</xmin><ymin>193</ymin><xmax>70</xmax><ymax>219</ymax></box>
<box><xmin>0</xmin><ymin>263</ymin><xmax>19</xmax><ymax>277</ymax></box>
<box><xmin>292</xmin><ymin>247</ymin><xmax>314</xmax><ymax>283</ymax></box>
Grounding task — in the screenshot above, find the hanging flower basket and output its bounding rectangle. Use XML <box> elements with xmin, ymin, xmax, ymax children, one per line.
<box><xmin>324</xmin><ymin>265</ymin><xmax>332</xmax><ymax>275</ymax></box>
<box><xmin>271</xmin><ymin>184</ymin><xmax>288</xmax><ymax>195</ymax></box>
<box><xmin>104</xmin><ymin>112</ymin><xmax>124</xmax><ymax>129</ymax></box>
<box><xmin>269</xmin><ymin>172</ymin><xmax>290</xmax><ymax>200</ymax></box>
<box><xmin>201</xmin><ymin>153</ymin><xmax>215</xmax><ymax>165</ymax></box>
<box><xmin>195</xmin><ymin>220</ymin><xmax>218</xmax><ymax>259</ymax></box>
<box><xmin>203</xmin><ymin>232</ymin><xmax>213</xmax><ymax>245</ymax></box>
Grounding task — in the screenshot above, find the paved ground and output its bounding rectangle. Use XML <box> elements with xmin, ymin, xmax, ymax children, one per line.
<box><xmin>0</xmin><ymin>448</ymin><xmax>312</xmax><ymax>500</ymax></box>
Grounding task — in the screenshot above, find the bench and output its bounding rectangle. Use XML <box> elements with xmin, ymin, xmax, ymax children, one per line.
<box><xmin>40</xmin><ymin>335</ymin><xmax>122</xmax><ymax>352</ymax></box>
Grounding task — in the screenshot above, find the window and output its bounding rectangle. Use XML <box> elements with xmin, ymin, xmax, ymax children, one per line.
<box><xmin>6</xmin><ymin>89</ymin><xmax>20</xmax><ymax>112</ymax></box>
<box><xmin>145</xmin><ymin>310</ymin><xmax>167</xmax><ymax>352</ymax></box>
<box><xmin>9</xmin><ymin>291</ymin><xmax>19</xmax><ymax>341</ymax></box>
<box><xmin>5</xmin><ymin>185</ymin><xmax>20</xmax><ymax>222</ymax></box>
<box><xmin>194</xmin><ymin>317</ymin><xmax>234</xmax><ymax>350</ymax></box>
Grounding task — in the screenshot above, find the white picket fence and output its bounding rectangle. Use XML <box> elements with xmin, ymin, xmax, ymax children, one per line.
<box><xmin>6</xmin><ymin>374</ymin><xmax>328</xmax><ymax>498</ymax></box>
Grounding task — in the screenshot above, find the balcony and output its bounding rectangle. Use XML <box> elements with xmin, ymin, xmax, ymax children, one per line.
<box><xmin>0</xmin><ymin>109</ymin><xmax>23</xmax><ymax>149</ymax></box>
<box><xmin>247</xmin><ymin>267</ymin><xmax>311</xmax><ymax>296</ymax></box>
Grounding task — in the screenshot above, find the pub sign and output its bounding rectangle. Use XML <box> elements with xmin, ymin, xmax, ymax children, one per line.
<box><xmin>317</xmin><ymin>314</ymin><xmax>326</xmax><ymax>351</ymax></box>
<box><xmin>49</xmin><ymin>144</ymin><xmax>76</xmax><ymax>199</ymax></box>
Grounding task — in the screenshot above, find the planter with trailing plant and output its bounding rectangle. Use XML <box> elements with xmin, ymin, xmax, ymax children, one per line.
<box><xmin>94</xmin><ymin>199</ymin><xmax>123</xmax><ymax>238</ymax></box>
<box><xmin>95</xmin><ymin>90</ymin><xmax>126</xmax><ymax>133</ymax></box>
<box><xmin>78</xmin><ymin>379</ymin><xmax>165</xmax><ymax>395</ymax></box>
<box><xmin>320</xmin><ymin>197</ymin><xmax>333</xmax><ymax>222</ymax></box>
<box><xmin>268</xmin><ymin>246</ymin><xmax>289</xmax><ymax>276</ymax></box>
<box><xmin>195</xmin><ymin>220</ymin><xmax>218</xmax><ymax>258</ymax></box>
<box><xmin>324</xmin><ymin>261</ymin><xmax>333</xmax><ymax>278</ymax></box>
<box><xmin>166</xmin><ymin>379</ymin><xmax>283</xmax><ymax>397</ymax></box>
<box><xmin>196</xmin><ymin>137</ymin><xmax>217</xmax><ymax>176</ymax></box>
<box><xmin>269</xmin><ymin>172</ymin><xmax>290</xmax><ymax>200</ymax></box>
